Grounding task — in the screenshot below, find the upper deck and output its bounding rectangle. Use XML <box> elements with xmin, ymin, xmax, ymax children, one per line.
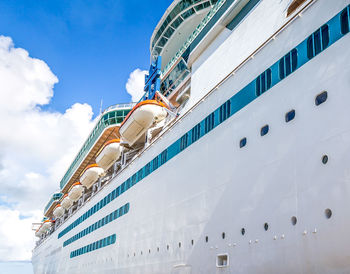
<box><xmin>43</xmin><ymin>103</ymin><xmax>135</xmax><ymax>216</ymax></box>
<box><xmin>150</xmin><ymin>0</ymin><xmax>217</xmax><ymax>69</ymax></box>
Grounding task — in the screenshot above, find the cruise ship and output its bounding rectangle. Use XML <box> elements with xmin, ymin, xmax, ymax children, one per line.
<box><xmin>32</xmin><ymin>0</ymin><xmax>350</xmax><ymax>273</ymax></box>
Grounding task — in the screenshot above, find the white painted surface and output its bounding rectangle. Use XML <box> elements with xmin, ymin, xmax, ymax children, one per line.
<box><xmin>32</xmin><ymin>0</ymin><xmax>350</xmax><ymax>273</ymax></box>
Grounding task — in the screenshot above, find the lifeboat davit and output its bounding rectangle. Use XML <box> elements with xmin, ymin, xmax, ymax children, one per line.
<box><xmin>61</xmin><ymin>194</ymin><xmax>73</xmax><ymax>210</ymax></box>
<box><xmin>53</xmin><ymin>204</ymin><xmax>64</xmax><ymax>218</ymax></box>
<box><xmin>96</xmin><ymin>139</ymin><xmax>122</xmax><ymax>170</ymax></box>
<box><xmin>80</xmin><ymin>164</ymin><xmax>104</xmax><ymax>189</ymax></box>
<box><xmin>119</xmin><ymin>100</ymin><xmax>168</xmax><ymax>146</ymax></box>
<box><xmin>68</xmin><ymin>182</ymin><xmax>84</xmax><ymax>202</ymax></box>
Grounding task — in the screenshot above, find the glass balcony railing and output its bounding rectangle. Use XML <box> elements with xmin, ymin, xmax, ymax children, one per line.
<box><xmin>59</xmin><ymin>106</ymin><xmax>134</xmax><ymax>190</ymax></box>
<box><xmin>44</xmin><ymin>192</ymin><xmax>63</xmax><ymax>215</ymax></box>
<box><xmin>160</xmin><ymin>58</ymin><xmax>190</xmax><ymax>97</ymax></box>
<box><xmin>151</xmin><ymin>0</ymin><xmax>217</xmax><ymax>57</ymax></box>
<box><xmin>161</xmin><ymin>0</ymin><xmax>226</xmax><ymax>78</ymax></box>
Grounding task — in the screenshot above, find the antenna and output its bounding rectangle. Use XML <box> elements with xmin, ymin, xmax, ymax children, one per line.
<box><xmin>99</xmin><ymin>99</ymin><xmax>103</xmax><ymax>115</ymax></box>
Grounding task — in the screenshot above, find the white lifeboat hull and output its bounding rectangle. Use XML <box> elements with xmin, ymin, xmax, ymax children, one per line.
<box><xmin>61</xmin><ymin>196</ymin><xmax>73</xmax><ymax>210</ymax></box>
<box><xmin>120</xmin><ymin>103</ymin><xmax>167</xmax><ymax>146</ymax></box>
<box><xmin>53</xmin><ymin>206</ymin><xmax>64</xmax><ymax>218</ymax></box>
<box><xmin>35</xmin><ymin>230</ymin><xmax>43</xmax><ymax>237</ymax></box>
<box><xmin>96</xmin><ymin>142</ymin><xmax>121</xmax><ymax>170</ymax></box>
<box><xmin>40</xmin><ymin>222</ymin><xmax>51</xmax><ymax>232</ymax></box>
<box><xmin>80</xmin><ymin>167</ymin><xmax>104</xmax><ymax>189</ymax></box>
<box><xmin>68</xmin><ymin>184</ymin><xmax>84</xmax><ymax>202</ymax></box>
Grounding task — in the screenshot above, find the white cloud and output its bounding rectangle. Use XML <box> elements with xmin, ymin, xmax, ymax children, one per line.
<box><xmin>125</xmin><ymin>68</ymin><xmax>147</xmax><ymax>102</ymax></box>
<box><xmin>0</xmin><ymin>35</ymin><xmax>96</xmax><ymax>260</ymax></box>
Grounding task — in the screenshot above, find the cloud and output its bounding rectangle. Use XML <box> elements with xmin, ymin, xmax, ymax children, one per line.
<box><xmin>125</xmin><ymin>68</ymin><xmax>147</xmax><ymax>102</ymax></box>
<box><xmin>0</xmin><ymin>35</ymin><xmax>96</xmax><ymax>260</ymax></box>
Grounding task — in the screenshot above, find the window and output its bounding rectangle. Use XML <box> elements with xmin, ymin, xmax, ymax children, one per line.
<box><xmin>219</xmin><ymin>100</ymin><xmax>231</xmax><ymax>123</ymax></box>
<box><xmin>191</xmin><ymin>123</ymin><xmax>201</xmax><ymax>143</ymax></box>
<box><xmin>307</xmin><ymin>24</ymin><xmax>329</xmax><ymax>59</ymax></box>
<box><xmin>315</xmin><ymin>91</ymin><xmax>327</xmax><ymax>106</ymax></box>
<box><xmin>256</xmin><ymin>69</ymin><xmax>272</xmax><ymax>96</ymax></box>
<box><xmin>285</xmin><ymin>109</ymin><xmax>295</xmax><ymax>122</ymax></box>
<box><xmin>145</xmin><ymin>163</ymin><xmax>151</xmax><ymax>176</ymax></box>
<box><xmin>160</xmin><ymin>149</ymin><xmax>168</xmax><ymax>165</ymax></box>
<box><xmin>260</xmin><ymin>125</ymin><xmax>269</xmax><ymax>136</ymax></box>
<box><xmin>180</xmin><ymin>133</ymin><xmax>188</xmax><ymax>151</ymax></box>
<box><xmin>125</xmin><ymin>178</ymin><xmax>130</xmax><ymax>190</ymax></box>
<box><xmin>137</xmin><ymin>169</ymin><xmax>143</xmax><ymax>181</ymax></box>
<box><xmin>152</xmin><ymin>157</ymin><xmax>159</xmax><ymax>170</ymax></box>
<box><xmin>205</xmin><ymin>113</ymin><xmax>215</xmax><ymax>133</ymax></box>
<box><xmin>239</xmin><ymin>137</ymin><xmax>247</xmax><ymax>148</ymax></box>
<box><xmin>341</xmin><ymin>5</ymin><xmax>350</xmax><ymax>34</ymax></box>
<box><xmin>131</xmin><ymin>174</ymin><xmax>137</xmax><ymax>185</ymax></box>
<box><xmin>279</xmin><ymin>49</ymin><xmax>297</xmax><ymax>79</ymax></box>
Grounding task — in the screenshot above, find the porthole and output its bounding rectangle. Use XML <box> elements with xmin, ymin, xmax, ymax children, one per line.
<box><xmin>241</xmin><ymin>228</ymin><xmax>245</xmax><ymax>235</ymax></box>
<box><xmin>325</xmin><ymin>208</ymin><xmax>332</xmax><ymax>219</ymax></box>
<box><xmin>260</xmin><ymin>125</ymin><xmax>269</xmax><ymax>136</ymax></box>
<box><xmin>205</xmin><ymin>236</ymin><xmax>209</xmax><ymax>243</ymax></box>
<box><xmin>291</xmin><ymin>216</ymin><xmax>297</xmax><ymax>225</ymax></box>
<box><xmin>240</xmin><ymin>137</ymin><xmax>247</xmax><ymax>148</ymax></box>
<box><xmin>264</xmin><ymin>223</ymin><xmax>269</xmax><ymax>231</ymax></box>
<box><xmin>178</xmin><ymin>242</ymin><xmax>181</xmax><ymax>248</ymax></box>
<box><xmin>285</xmin><ymin>109</ymin><xmax>295</xmax><ymax>123</ymax></box>
<box><xmin>322</xmin><ymin>155</ymin><xmax>328</xmax><ymax>164</ymax></box>
<box><xmin>222</xmin><ymin>232</ymin><xmax>226</xmax><ymax>239</ymax></box>
<box><xmin>315</xmin><ymin>91</ymin><xmax>327</xmax><ymax>106</ymax></box>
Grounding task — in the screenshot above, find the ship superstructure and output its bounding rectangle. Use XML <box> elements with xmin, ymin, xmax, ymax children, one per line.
<box><xmin>32</xmin><ymin>0</ymin><xmax>350</xmax><ymax>273</ymax></box>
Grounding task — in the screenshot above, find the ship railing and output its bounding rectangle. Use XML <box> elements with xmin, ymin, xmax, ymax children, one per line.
<box><xmin>102</xmin><ymin>102</ymin><xmax>136</xmax><ymax>113</ymax></box>
<box><xmin>161</xmin><ymin>0</ymin><xmax>226</xmax><ymax>78</ymax></box>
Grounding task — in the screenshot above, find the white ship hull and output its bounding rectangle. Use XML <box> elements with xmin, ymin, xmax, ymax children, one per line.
<box><xmin>32</xmin><ymin>0</ymin><xmax>350</xmax><ymax>273</ymax></box>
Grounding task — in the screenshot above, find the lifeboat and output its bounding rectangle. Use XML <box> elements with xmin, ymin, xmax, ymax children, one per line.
<box><xmin>68</xmin><ymin>182</ymin><xmax>84</xmax><ymax>202</ymax></box>
<box><xmin>80</xmin><ymin>164</ymin><xmax>104</xmax><ymax>189</ymax></box>
<box><xmin>35</xmin><ymin>227</ymin><xmax>43</xmax><ymax>237</ymax></box>
<box><xmin>119</xmin><ymin>100</ymin><xmax>168</xmax><ymax>146</ymax></box>
<box><xmin>96</xmin><ymin>139</ymin><xmax>122</xmax><ymax>170</ymax></box>
<box><xmin>53</xmin><ymin>204</ymin><xmax>64</xmax><ymax>218</ymax></box>
<box><xmin>61</xmin><ymin>194</ymin><xmax>73</xmax><ymax>210</ymax></box>
<box><xmin>40</xmin><ymin>219</ymin><xmax>52</xmax><ymax>233</ymax></box>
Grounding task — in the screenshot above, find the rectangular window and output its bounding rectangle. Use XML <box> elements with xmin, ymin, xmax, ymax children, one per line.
<box><xmin>307</xmin><ymin>24</ymin><xmax>329</xmax><ymax>59</ymax></box>
<box><xmin>180</xmin><ymin>133</ymin><xmax>188</xmax><ymax>151</ymax></box>
<box><xmin>341</xmin><ymin>6</ymin><xmax>350</xmax><ymax>34</ymax></box>
<box><xmin>191</xmin><ymin>123</ymin><xmax>201</xmax><ymax>143</ymax></box>
<box><xmin>219</xmin><ymin>100</ymin><xmax>231</xmax><ymax>123</ymax></box>
<box><xmin>137</xmin><ymin>169</ymin><xmax>143</xmax><ymax>181</ymax></box>
<box><xmin>256</xmin><ymin>69</ymin><xmax>272</xmax><ymax>96</ymax></box>
<box><xmin>131</xmin><ymin>174</ymin><xmax>137</xmax><ymax>185</ymax></box>
<box><xmin>125</xmin><ymin>178</ymin><xmax>131</xmax><ymax>190</ymax></box>
<box><xmin>160</xmin><ymin>149</ymin><xmax>168</xmax><ymax>164</ymax></box>
<box><xmin>152</xmin><ymin>157</ymin><xmax>159</xmax><ymax>170</ymax></box>
<box><xmin>204</xmin><ymin>113</ymin><xmax>214</xmax><ymax>133</ymax></box>
<box><xmin>145</xmin><ymin>163</ymin><xmax>151</xmax><ymax>176</ymax></box>
<box><xmin>279</xmin><ymin>48</ymin><xmax>298</xmax><ymax>79</ymax></box>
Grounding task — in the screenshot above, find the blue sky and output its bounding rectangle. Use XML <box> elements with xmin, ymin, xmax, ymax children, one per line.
<box><xmin>0</xmin><ymin>0</ymin><xmax>171</xmax><ymax>116</ymax></box>
<box><xmin>0</xmin><ymin>0</ymin><xmax>173</xmax><ymax>263</ymax></box>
